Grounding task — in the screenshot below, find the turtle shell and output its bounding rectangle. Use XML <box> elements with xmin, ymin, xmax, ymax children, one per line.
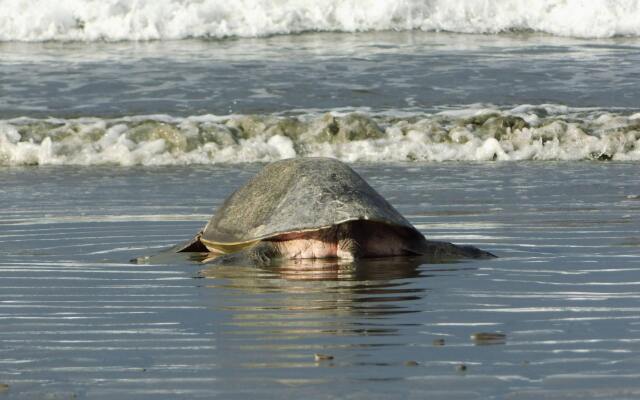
<box><xmin>198</xmin><ymin>157</ymin><xmax>420</xmax><ymax>252</ymax></box>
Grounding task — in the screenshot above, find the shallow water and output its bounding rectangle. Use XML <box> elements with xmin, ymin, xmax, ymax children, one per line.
<box><xmin>1</xmin><ymin>162</ymin><xmax>639</xmax><ymax>399</ymax></box>
<box><xmin>2</xmin><ymin>31</ymin><xmax>640</xmax><ymax>118</ymax></box>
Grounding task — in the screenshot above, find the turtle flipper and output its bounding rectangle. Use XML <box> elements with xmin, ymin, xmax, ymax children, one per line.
<box><xmin>456</xmin><ymin>244</ymin><xmax>497</xmax><ymax>259</ymax></box>
<box><xmin>209</xmin><ymin>241</ymin><xmax>282</xmax><ymax>266</ymax></box>
<box><xmin>421</xmin><ymin>240</ymin><xmax>496</xmax><ymax>260</ymax></box>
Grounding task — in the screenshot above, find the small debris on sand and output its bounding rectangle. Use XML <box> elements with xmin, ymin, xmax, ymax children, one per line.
<box><xmin>314</xmin><ymin>353</ymin><xmax>334</xmax><ymax>361</ymax></box>
<box><xmin>471</xmin><ymin>332</ymin><xmax>506</xmax><ymax>344</ymax></box>
<box><xmin>130</xmin><ymin>256</ymin><xmax>151</xmax><ymax>264</ymax></box>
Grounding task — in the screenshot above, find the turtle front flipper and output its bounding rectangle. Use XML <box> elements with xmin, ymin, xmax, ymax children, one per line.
<box><xmin>209</xmin><ymin>241</ymin><xmax>282</xmax><ymax>266</ymax></box>
<box><xmin>421</xmin><ymin>240</ymin><xmax>496</xmax><ymax>260</ymax></box>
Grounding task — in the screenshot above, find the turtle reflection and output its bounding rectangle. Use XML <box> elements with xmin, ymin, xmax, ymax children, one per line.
<box><xmin>198</xmin><ymin>258</ymin><xmax>474</xmax><ymax>339</ymax></box>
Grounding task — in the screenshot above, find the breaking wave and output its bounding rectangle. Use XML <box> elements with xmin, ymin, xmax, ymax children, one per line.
<box><xmin>2</xmin><ymin>106</ymin><xmax>640</xmax><ymax>165</ymax></box>
<box><xmin>1</xmin><ymin>0</ymin><xmax>640</xmax><ymax>42</ymax></box>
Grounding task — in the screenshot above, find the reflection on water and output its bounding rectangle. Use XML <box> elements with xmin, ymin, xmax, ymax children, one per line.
<box><xmin>202</xmin><ymin>256</ymin><xmax>427</xmax><ymax>282</ymax></box>
<box><xmin>196</xmin><ymin>257</ymin><xmax>478</xmax><ymax>372</ymax></box>
<box><xmin>199</xmin><ymin>258</ymin><xmax>470</xmax><ymax>337</ymax></box>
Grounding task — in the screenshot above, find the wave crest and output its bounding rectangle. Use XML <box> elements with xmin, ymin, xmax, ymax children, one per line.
<box><xmin>1</xmin><ymin>0</ymin><xmax>640</xmax><ymax>41</ymax></box>
<box><xmin>2</xmin><ymin>107</ymin><xmax>640</xmax><ymax>165</ymax></box>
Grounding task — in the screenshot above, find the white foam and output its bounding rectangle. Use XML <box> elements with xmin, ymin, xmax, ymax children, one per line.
<box><xmin>1</xmin><ymin>106</ymin><xmax>639</xmax><ymax>165</ymax></box>
<box><xmin>1</xmin><ymin>0</ymin><xmax>640</xmax><ymax>42</ymax></box>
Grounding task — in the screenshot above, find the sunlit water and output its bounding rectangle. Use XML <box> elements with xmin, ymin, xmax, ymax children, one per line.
<box><xmin>1</xmin><ymin>162</ymin><xmax>639</xmax><ymax>399</ymax></box>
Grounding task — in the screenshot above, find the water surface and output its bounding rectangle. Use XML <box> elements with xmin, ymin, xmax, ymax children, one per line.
<box><xmin>1</xmin><ymin>162</ymin><xmax>639</xmax><ymax>398</ymax></box>
<box><xmin>2</xmin><ymin>32</ymin><xmax>640</xmax><ymax>118</ymax></box>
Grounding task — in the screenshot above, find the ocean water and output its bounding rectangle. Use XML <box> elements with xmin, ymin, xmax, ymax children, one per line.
<box><xmin>2</xmin><ymin>31</ymin><xmax>640</xmax><ymax>164</ymax></box>
<box><xmin>2</xmin><ymin>163</ymin><xmax>640</xmax><ymax>399</ymax></box>
<box><xmin>1</xmin><ymin>1</ymin><xmax>640</xmax><ymax>398</ymax></box>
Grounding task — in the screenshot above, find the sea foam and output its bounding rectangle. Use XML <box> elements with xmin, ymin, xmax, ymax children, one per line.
<box><xmin>1</xmin><ymin>0</ymin><xmax>640</xmax><ymax>41</ymax></box>
<box><xmin>2</xmin><ymin>106</ymin><xmax>639</xmax><ymax>166</ymax></box>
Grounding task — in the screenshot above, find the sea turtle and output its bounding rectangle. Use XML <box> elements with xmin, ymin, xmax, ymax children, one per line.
<box><xmin>178</xmin><ymin>157</ymin><xmax>495</xmax><ymax>264</ymax></box>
